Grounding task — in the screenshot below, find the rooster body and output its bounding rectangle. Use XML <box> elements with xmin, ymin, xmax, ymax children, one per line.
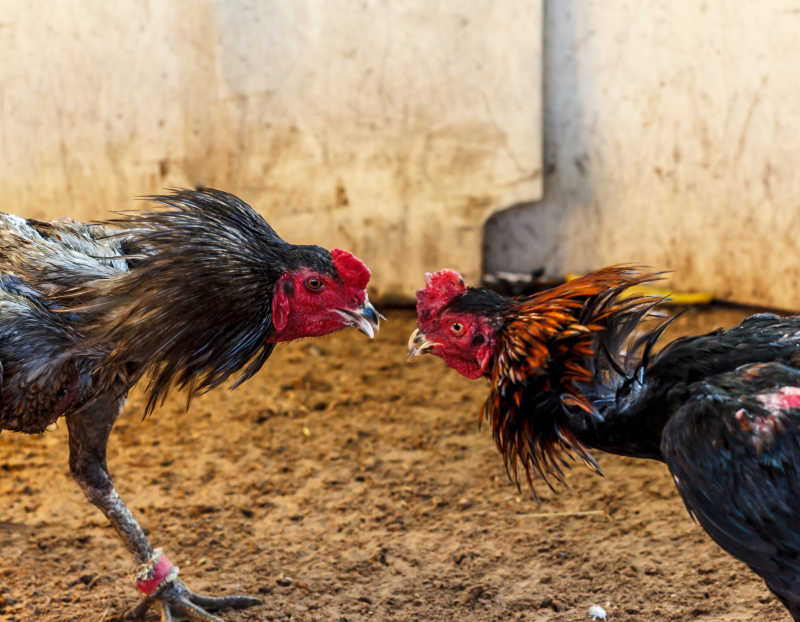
<box><xmin>409</xmin><ymin>267</ymin><xmax>800</xmax><ymax>620</ymax></box>
<box><xmin>0</xmin><ymin>215</ymin><xmax>123</xmax><ymax>433</ymax></box>
<box><xmin>0</xmin><ymin>188</ymin><xmax>380</xmax><ymax>620</ymax></box>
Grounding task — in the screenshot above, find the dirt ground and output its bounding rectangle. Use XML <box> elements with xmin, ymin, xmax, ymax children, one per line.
<box><xmin>0</xmin><ymin>307</ymin><xmax>791</xmax><ymax>622</ymax></box>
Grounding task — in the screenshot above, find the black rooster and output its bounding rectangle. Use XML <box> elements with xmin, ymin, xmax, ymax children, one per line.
<box><xmin>408</xmin><ymin>266</ymin><xmax>800</xmax><ymax>620</ymax></box>
<box><xmin>0</xmin><ymin>188</ymin><xmax>380</xmax><ymax>620</ymax></box>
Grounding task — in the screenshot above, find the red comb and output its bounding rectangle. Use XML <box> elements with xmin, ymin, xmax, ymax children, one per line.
<box><xmin>416</xmin><ymin>269</ymin><xmax>466</xmax><ymax>322</ymax></box>
<box><xmin>331</xmin><ymin>249</ymin><xmax>371</xmax><ymax>290</ymax></box>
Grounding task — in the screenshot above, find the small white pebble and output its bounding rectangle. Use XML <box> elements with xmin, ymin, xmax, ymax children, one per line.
<box><xmin>589</xmin><ymin>604</ymin><xmax>607</xmax><ymax>620</ymax></box>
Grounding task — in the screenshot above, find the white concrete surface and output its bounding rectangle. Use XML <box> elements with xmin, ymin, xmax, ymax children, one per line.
<box><xmin>485</xmin><ymin>1</ymin><xmax>800</xmax><ymax>309</ymax></box>
<box><xmin>0</xmin><ymin>0</ymin><xmax>542</xmax><ymax>300</ymax></box>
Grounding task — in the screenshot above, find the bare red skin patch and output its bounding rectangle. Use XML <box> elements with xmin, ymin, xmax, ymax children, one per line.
<box><xmin>757</xmin><ymin>386</ymin><xmax>800</xmax><ymax>413</ymax></box>
<box><xmin>731</xmin><ymin>387</ymin><xmax>800</xmax><ymax>451</ymax></box>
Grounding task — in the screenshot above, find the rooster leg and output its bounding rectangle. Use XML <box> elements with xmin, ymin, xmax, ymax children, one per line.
<box><xmin>66</xmin><ymin>394</ymin><xmax>261</xmax><ymax>620</ymax></box>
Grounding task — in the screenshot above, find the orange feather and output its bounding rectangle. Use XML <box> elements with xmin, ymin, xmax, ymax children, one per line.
<box><xmin>482</xmin><ymin>265</ymin><xmax>664</xmax><ymax>496</ymax></box>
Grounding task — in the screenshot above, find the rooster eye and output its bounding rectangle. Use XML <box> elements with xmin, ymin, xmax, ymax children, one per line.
<box><xmin>305</xmin><ymin>277</ymin><xmax>324</xmax><ymax>292</ymax></box>
<box><xmin>450</xmin><ymin>322</ymin><xmax>464</xmax><ymax>334</ymax></box>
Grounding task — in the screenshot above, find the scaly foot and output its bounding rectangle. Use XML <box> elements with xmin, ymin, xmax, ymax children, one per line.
<box><xmin>123</xmin><ymin>549</ymin><xmax>261</xmax><ymax>621</ymax></box>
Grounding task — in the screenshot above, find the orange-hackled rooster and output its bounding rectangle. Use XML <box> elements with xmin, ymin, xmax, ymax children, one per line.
<box><xmin>408</xmin><ymin>266</ymin><xmax>800</xmax><ymax>620</ymax></box>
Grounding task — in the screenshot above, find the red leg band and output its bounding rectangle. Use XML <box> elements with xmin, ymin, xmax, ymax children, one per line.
<box><xmin>136</xmin><ymin>550</ymin><xmax>177</xmax><ymax>595</ymax></box>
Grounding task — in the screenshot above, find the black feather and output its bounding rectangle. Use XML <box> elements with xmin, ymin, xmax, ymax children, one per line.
<box><xmin>63</xmin><ymin>187</ymin><xmax>335</xmax><ymax>414</ymax></box>
<box><xmin>0</xmin><ymin>187</ymin><xmax>336</xmax><ymax>429</ymax></box>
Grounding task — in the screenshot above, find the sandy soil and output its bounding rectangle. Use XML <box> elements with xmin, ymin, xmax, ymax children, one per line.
<box><xmin>0</xmin><ymin>307</ymin><xmax>790</xmax><ymax>622</ymax></box>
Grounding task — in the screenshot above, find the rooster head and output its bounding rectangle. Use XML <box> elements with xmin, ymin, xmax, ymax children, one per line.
<box><xmin>270</xmin><ymin>247</ymin><xmax>380</xmax><ymax>342</ymax></box>
<box><xmin>407</xmin><ymin>269</ymin><xmax>507</xmax><ymax>378</ymax></box>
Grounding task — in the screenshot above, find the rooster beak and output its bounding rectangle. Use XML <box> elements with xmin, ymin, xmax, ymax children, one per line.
<box><xmin>335</xmin><ymin>298</ymin><xmax>383</xmax><ymax>339</ymax></box>
<box><xmin>407</xmin><ymin>328</ymin><xmax>439</xmax><ymax>358</ymax></box>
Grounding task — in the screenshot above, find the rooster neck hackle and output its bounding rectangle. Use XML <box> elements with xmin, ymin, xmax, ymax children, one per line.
<box><xmin>484</xmin><ymin>266</ymin><xmax>666</xmax><ymax>496</ymax></box>
<box><xmin>66</xmin><ymin>188</ymin><xmax>336</xmax><ymax>414</ymax></box>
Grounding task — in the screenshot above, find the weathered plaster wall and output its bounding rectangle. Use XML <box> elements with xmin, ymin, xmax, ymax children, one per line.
<box><xmin>485</xmin><ymin>1</ymin><xmax>800</xmax><ymax>309</ymax></box>
<box><xmin>0</xmin><ymin>0</ymin><xmax>542</xmax><ymax>300</ymax></box>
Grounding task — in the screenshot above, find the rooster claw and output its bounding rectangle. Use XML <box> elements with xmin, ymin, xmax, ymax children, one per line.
<box><xmin>125</xmin><ymin>580</ymin><xmax>261</xmax><ymax>621</ymax></box>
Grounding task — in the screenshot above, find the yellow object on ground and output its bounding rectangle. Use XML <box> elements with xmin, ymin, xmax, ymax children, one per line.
<box><xmin>564</xmin><ymin>274</ymin><xmax>713</xmax><ymax>305</ymax></box>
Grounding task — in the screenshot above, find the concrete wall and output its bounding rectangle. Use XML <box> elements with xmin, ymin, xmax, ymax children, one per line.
<box><xmin>485</xmin><ymin>1</ymin><xmax>800</xmax><ymax>309</ymax></box>
<box><xmin>0</xmin><ymin>0</ymin><xmax>542</xmax><ymax>301</ymax></box>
